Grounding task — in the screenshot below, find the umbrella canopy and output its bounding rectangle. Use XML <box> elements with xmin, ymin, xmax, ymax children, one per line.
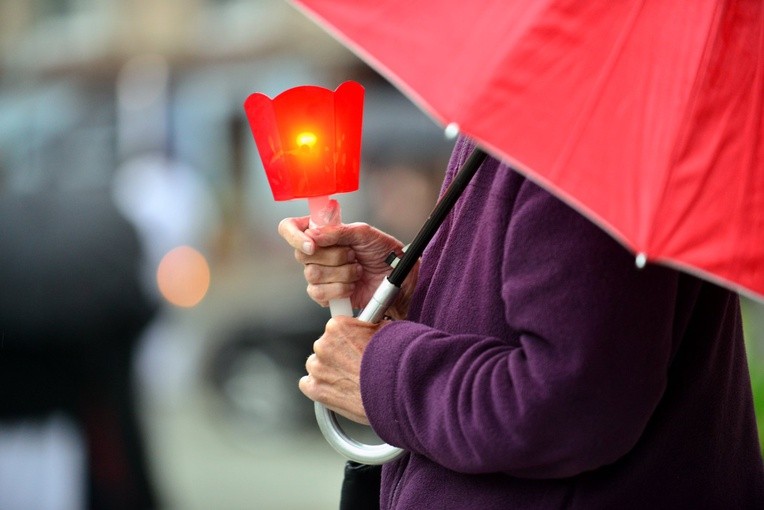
<box><xmin>289</xmin><ymin>0</ymin><xmax>764</xmax><ymax>301</ymax></box>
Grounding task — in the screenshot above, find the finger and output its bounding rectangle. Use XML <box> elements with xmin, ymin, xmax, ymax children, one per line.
<box><xmin>300</xmin><ymin>378</ymin><xmax>369</xmax><ymax>426</ymax></box>
<box><xmin>307</xmin><ymin>282</ymin><xmax>356</xmax><ymax>306</ymax></box>
<box><xmin>312</xmin><ymin>337</ymin><xmax>325</xmax><ymax>357</ymax></box>
<box><xmin>295</xmin><ymin>245</ymin><xmax>355</xmax><ymax>266</ymax></box>
<box><xmin>304</xmin><ymin>262</ymin><xmax>362</xmax><ymax>286</ymax></box>
<box><xmin>305</xmin><ymin>352</ymin><xmax>319</xmax><ymax>375</ymax></box>
<box><xmin>299</xmin><ymin>374</ymin><xmax>316</xmax><ymax>400</ymax></box>
<box><xmin>300</xmin><ymin>365</ymin><xmax>326</xmax><ymax>403</ymax></box>
<box><xmin>299</xmin><ymin>375</ymin><xmax>332</xmax><ymax>410</ymax></box>
<box><xmin>278</xmin><ymin>216</ymin><xmax>314</xmax><ymax>255</ymax></box>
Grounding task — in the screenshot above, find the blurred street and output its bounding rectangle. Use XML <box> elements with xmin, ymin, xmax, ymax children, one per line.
<box><xmin>133</xmin><ymin>257</ymin><xmax>348</xmax><ymax>510</ymax></box>
<box><xmin>142</xmin><ymin>386</ymin><xmax>347</xmax><ymax>510</ymax></box>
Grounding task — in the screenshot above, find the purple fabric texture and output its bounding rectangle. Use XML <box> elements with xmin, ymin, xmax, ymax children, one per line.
<box><xmin>361</xmin><ymin>138</ymin><xmax>764</xmax><ymax>509</ymax></box>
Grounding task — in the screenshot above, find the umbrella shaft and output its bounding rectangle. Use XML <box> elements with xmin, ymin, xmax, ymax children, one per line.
<box><xmin>388</xmin><ymin>147</ymin><xmax>488</xmax><ymax>287</ymax></box>
<box><xmin>358</xmin><ymin>278</ymin><xmax>400</xmax><ymax>323</ymax></box>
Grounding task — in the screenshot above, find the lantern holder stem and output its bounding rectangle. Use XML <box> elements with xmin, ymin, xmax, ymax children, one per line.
<box><xmin>307</xmin><ymin>195</ymin><xmax>354</xmax><ymax>317</ymax></box>
<box><xmin>308</xmin><ymin>195</ymin><xmax>337</xmax><ymax>228</ymax></box>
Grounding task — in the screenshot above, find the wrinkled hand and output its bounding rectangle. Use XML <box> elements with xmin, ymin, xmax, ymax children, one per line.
<box><xmin>278</xmin><ymin>217</ymin><xmax>418</xmax><ymax>319</ymax></box>
<box><xmin>300</xmin><ymin>316</ymin><xmax>388</xmax><ymax>425</ymax></box>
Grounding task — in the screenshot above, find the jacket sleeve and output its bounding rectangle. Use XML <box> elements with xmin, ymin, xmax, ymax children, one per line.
<box><xmin>360</xmin><ymin>180</ymin><xmax>685</xmax><ymax>479</ymax></box>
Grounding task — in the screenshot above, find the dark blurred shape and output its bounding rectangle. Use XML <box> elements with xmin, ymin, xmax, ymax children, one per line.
<box><xmin>0</xmin><ymin>189</ymin><xmax>158</xmax><ymax>510</ymax></box>
<box><xmin>205</xmin><ymin>309</ymin><xmax>327</xmax><ymax>436</ymax></box>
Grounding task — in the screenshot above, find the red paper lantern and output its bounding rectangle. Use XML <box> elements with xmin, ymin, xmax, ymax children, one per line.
<box><xmin>243</xmin><ymin>81</ymin><xmax>364</xmax><ymax>201</ymax></box>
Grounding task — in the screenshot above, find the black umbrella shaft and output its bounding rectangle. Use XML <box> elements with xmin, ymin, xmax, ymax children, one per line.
<box><xmin>388</xmin><ymin>146</ymin><xmax>488</xmax><ymax>287</ymax></box>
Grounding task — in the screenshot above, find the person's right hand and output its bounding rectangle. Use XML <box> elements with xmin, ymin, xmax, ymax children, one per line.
<box><xmin>278</xmin><ymin>218</ymin><xmax>418</xmax><ymax>319</ymax></box>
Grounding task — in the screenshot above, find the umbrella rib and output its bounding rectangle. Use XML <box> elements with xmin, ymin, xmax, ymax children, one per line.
<box><xmin>645</xmin><ymin>0</ymin><xmax>724</xmax><ymax>262</ymax></box>
<box><xmin>515</xmin><ymin>2</ymin><xmax>649</xmax><ymax>256</ymax></box>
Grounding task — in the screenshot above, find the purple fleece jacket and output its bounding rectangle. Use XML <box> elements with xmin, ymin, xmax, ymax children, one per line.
<box><xmin>360</xmin><ymin>138</ymin><xmax>764</xmax><ymax>509</ymax></box>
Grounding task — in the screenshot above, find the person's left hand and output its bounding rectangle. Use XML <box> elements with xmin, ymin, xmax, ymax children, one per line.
<box><xmin>300</xmin><ymin>316</ymin><xmax>389</xmax><ymax>425</ymax></box>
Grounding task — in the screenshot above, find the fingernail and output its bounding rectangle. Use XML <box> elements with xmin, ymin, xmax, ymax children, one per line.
<box><xmin>347</xmin><ymin>250</ymin><xmax>356</xmax><ymax>262</ymax></box>
<box><xmin>302</xmin><ymin>241</ymin><xmax>314</xmax><ymax>255</ymax></box>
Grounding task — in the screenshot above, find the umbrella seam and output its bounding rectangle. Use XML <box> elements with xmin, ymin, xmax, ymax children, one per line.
<box><xmin>474</xmin><ymin>2</ymin><xmax>648</xmax><ymax>256</ymax></box>
<box><xmin>645</xmin><ymin>1</ymin><xmax>724</xmax><ymax>256</ymax></box>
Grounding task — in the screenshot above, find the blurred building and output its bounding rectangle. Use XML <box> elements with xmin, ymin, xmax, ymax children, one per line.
<box><xmin>0</xmin><ymin>0</ymin><xmax>452</xmax><ymax>236</ymax></box>
<box><xmin>0</xmin><ymin>0</ymin><xmax>353</xmax><ymax>220</ymax></box>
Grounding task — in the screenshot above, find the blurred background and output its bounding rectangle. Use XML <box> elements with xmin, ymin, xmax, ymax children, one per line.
<box><xmin>0</xmin><ymin>2</ymin><xmax>761</xmax><ymax>510</ymax></box>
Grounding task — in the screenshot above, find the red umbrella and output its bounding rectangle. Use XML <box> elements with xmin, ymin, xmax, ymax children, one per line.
<box><xmin>290</xmin><ymin>0</ymin><xmax>764</xmax><ymax>301</ymax></box>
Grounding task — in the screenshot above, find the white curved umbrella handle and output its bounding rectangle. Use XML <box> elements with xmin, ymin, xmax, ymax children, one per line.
<box><xmin>316</xmin><ymin>278</ymin><xmax>405</xmax><ymax>464</ymax></box>
<box><xmin>315</xmin><ymin>402</ymin><xmax>404</xmax><ymax>464</ymax></box>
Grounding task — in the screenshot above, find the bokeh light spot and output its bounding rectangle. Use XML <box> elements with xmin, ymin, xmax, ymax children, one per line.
<box><xmin>157</xmin><ymin>245</ymin><xmax>210</xmax><ymax>308</ymax></box>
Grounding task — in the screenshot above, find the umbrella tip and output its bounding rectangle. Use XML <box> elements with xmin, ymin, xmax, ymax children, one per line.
<box><xmin>444</xmin><ymin>122</ymin><xmax>460</xmax><ymax>139</ymax></box>
<box><xmin>635</xmin><ymin>252</ymin><xmax>647</xmax><ymax>269</ymax></box>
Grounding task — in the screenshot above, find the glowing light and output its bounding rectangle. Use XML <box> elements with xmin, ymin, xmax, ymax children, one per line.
<box><xmin>243</xmin><ymin>81</ymin><xmax>364</xmax><ymax>200</ymax></box>
<box><xmin>157</xmin><ymin>245</ymin><xmax>211</xmax><ymax>308</ymax></box>
<box><xmin>296</xmin><ymin>131</ymin><xmax>318</xmax><ymax>150</ymax></box>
